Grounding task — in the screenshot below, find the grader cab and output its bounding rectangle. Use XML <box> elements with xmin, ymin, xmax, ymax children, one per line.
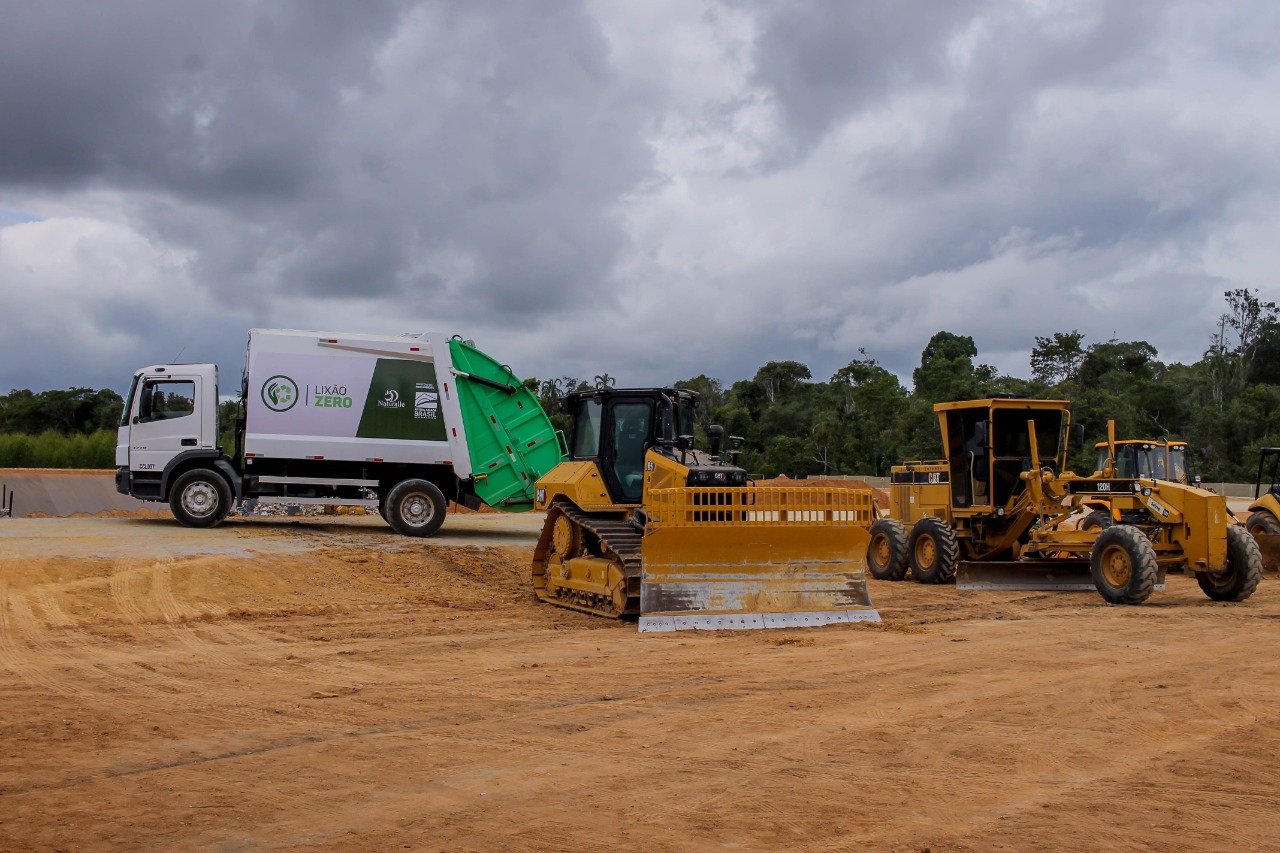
<box><xmin>866</xmin><ymin>398</ymin><xmax>1261</xmax><ymax>605</ymax></box>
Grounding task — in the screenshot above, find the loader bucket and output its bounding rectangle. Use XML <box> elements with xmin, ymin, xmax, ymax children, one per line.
<box><xmin>637</xmin><ymin>486</ymin><xmax>880</xmax><ymax>632</ymax></box>
<box><xmin>956</xmin><ymin>560</ymin><xmax>1166</xmax><ymax>592</ymax></box>
<box><xmin>1250</xmin><ymin>532</ymin><xmax>1280</xmax><ymax>576</ymax></box>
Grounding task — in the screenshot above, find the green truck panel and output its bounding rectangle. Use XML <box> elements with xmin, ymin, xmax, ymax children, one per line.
<box><xmin>449</xmin><ymin>338</ymin><xmax>564</xmax><ymax>511</ymax></box>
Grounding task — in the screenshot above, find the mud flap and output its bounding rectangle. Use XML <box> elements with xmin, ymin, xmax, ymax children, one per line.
<box><xmin>636</xmin><ymin>523</ymin><xmax>880</xmax><ymax>632</ymax></box>
<box><xmin>956</xmin><ymin>560</ymin><xmax>1167</xmax><ymax>593</ymax></box>
<box><xmin>1251</xmin><ymin>532</ymin><xmax>1280</xmax><ymax>576</ymax></box>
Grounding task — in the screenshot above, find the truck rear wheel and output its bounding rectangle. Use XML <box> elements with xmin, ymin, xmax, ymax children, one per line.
<box><xmin>1090</xmin><ymin>525</ymin><xmax>1157</xmax><ymax>604</ymax></box>
<box><xmin>1196</xmin><ymin>524</ymin><xmax>1262</xmax><ymax>602</ymax></box>
<box><xmin>384</xmin><ymin>479</ymin><xmax>447</xmax><ymax>537</ymax></box>
<box><xmin>867</xmin><ymin>518</ymin><xmax>909</xmax><ymax>581</ymax></box>
<box><xmin>169</xmin><ymin>469</ymin><xmax>232</xmax><ymax>528</ymax></box>
<box><xmin>908</xmin><ymin>516</ymin><xmax>959</xmax><ymax>584</ymax></box>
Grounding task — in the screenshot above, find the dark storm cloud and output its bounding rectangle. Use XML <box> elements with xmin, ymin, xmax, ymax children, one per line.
<box><xmin>1</xmin><ymin>0</ymin><xmax>655</xmax><ymax>325</ymax></box>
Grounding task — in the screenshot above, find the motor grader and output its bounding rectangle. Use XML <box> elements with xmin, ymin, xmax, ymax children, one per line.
<box><xmin>1079</xmin><ymin>438</ymin><xmax>1191</xmax><ymax>531</ymax></box>
<box><xmin>865</xmin><ymin>397</ymin><xmax>1261</xmax><ymax>605</ymax></box>
<box><xmin>532</xmin><ymin>387</ymin><xmax>880</xmax><ymax>631</ymax></box>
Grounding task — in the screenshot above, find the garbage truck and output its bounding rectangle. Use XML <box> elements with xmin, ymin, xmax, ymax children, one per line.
<box><xmin>116</xmin><ymin>329</ymin><xmax>563</xmax><ymax>535</ymax></box>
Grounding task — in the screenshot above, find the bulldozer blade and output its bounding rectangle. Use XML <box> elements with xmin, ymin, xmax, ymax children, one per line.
<box><xmin>956</xmin><ymin>560</ymin><xmax>1167</xmax><ymax>592</ymax></box>
<box><xmin>636</xmin><ymin>522</ymin><xmax>880</xmax><ymax>633</ymax></box>
<box><xmin>1251</xmin><ymin>532</ymin><xmax>1280</xmax><ymax>576</ymax></box>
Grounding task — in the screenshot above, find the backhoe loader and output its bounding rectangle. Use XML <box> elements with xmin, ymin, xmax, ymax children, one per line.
<box><xmin>532</xmin><ymin>387</ymin><xmax>880</xmax><ymax>631</ymax></box>
<box><xmin>1243</xmin><ymin>447</ymin><xmax>1280</xmax><ymax>575</ymax></box>
<box><xmin>865</xmin><ymin>398</ymin><xmax>1261</xmax><ymax>605</ymax></box>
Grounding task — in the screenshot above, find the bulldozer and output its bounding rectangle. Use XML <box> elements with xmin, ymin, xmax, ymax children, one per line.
<box><xmin>1243</xmin><ymin>447</ymin><xmax>1280</xmax><ymax>575</ymax></box>
<box><xmin>532</xmin><ymin>387</ymin><xmax>880</xmax><ymax>631</ymax></box>
<box><xmin>1079</xmin><ymin>438</ymin><xmax>1191</xmax><ymax>531</ymax></box>
<box><xmin>865</xmin><ymin>397</ymin><xmax>1262</xmax><ymax>605</ymax></box>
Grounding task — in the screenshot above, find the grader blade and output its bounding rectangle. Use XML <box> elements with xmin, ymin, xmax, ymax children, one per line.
<box><xmin>636</xmin><ymin>486</ymin><xmax>880</xmax><ymax>632</ymax></box>
<box><xmin>956</xmin><ymin>560</ymin><xmax>1167</xmax><ymax>592</ymax></box>
<box><xmin>1251</xmin><ymin>531</ymin><xmax>1280</xmax><ymax>576</ymax></box>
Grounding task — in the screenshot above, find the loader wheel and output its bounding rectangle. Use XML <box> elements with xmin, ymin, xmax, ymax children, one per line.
<box><xmin>384</xmin><ymin>479</ymin><xmax>447</xmax><ymax>537</ymax></box>
<box><xmin>1090</xmin><ymin>525</ymin><xmax>1158</xmax><ymax>604</ymax></box>
<box><xmin>1080</xmin><ymin>510</ymin><xmax>1113</xmax><ymax>532</ymax></box>
<box><xmin>1196</xmin><ymin>524</ymin><xmax>1263</xmax><ymax>602</ymax></box>
<box><xmin>867</xmin><ymin>518</ymin><xmax>909</xmax><ymax>581</ymax></box>
<box><xmin>169</xmin><ymin>469</ymin><xmax>232</xmax><ymax>529</ymax></box>
<box><xmin>908</xmin><ymin>516</ymin><xmax>959</xmax><ymax>584</ymax></box>
<box><xmin>1245</xmin><ymin>510</ymin><xmax>1280</xmax><ymax>537</ymax></box>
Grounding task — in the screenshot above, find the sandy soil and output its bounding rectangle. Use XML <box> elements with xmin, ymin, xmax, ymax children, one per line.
<box><xmin>1</xmin><ymin>514</ymin><xmax>1278</xmax><ymax>852</ymax></box>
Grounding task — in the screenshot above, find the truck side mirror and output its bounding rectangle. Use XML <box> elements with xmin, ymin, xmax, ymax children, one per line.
<box><xmin>1070</xmin><ymin>423</ymin><xmax>1086</xmax><ymax>451</ymax></box>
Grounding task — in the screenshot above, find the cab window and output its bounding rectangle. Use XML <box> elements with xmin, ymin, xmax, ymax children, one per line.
<box><xmin>571</xmin><ymin>399</ymin><xmax>603</xmax><ymax>458</ymax></box>
<box><xmin>140</xmin><ymin>380</ymin><xmax>195</xmax><ymax>422</ymax></box>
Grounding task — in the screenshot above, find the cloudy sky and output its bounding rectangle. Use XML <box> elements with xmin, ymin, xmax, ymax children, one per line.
<box><xmin>3</xmin><ymin>0</ymin><xmax>1278</xmax><ymax>396</ymax></box>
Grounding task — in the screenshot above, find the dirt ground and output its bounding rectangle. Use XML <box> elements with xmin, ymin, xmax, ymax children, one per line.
<box><xmin>1</xmin><ymin>514</ymin><xmax>1278</xmax><ymax>852</ymax></box>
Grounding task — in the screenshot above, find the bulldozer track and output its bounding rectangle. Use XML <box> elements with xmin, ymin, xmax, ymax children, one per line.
<box><xmin>534</xmin><ymin>501</ymin><xmax>643</xmax><ymax>619</ymax></box>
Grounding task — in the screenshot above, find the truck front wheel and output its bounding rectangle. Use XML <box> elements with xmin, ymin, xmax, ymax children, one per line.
<box><xmin>384</xmin><ymin>479</ymin><xmax>447</xmax><ymax>537</ymax></box>
<box><xmin>169</xmin><ymin>469</ymin><xmax>232</xmax><ymax>528</ymax></box>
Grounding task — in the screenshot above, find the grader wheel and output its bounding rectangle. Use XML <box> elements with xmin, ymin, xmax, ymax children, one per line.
<box><xmin>1090</xmin><ymin>525</ymin><xmax>1158</xmax><ymax>604</ymax></box>
<box><xmin>907</xmin><ymin>516</ymin><xmax>959</xmax><ymax>584</ymax></box>
<box><xmin>867</xmin><ymin>518</ymin><xmax>909</xmax><ymax>581</ymax></box>
<box><xmin>1196</xmin><ymin>524</ymin><xmax>1263</xmax><ymax>602</ymax></box>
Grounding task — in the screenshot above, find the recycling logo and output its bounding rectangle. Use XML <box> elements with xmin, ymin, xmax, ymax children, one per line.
<box><xmin>261</xmin><ymin>375</ymin><xmax>299</xmax><ymax>412</ymax></box>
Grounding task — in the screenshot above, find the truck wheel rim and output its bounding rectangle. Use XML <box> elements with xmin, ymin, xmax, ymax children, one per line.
<box><xmin>402</xmin><ymin>494</ymin><xmax>434</xmax><ymax>526</ymax></box>
<box><xmin>183</xmin><ymin>482</ymin><xmax>218</xmax><ymax>517</ymax></box>
<box><xmin>1100</xmin><ymin>545</ymin><xmax>1131</xmax><ymax>587</ymax></box>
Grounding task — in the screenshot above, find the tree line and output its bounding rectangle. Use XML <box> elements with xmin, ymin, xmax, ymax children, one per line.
<box><xmin>530</xmin><ymin>290</ymin><xmax>1280</xmax><ymax>483</ymax></box>
<box><xmin>4</xmin><ymin>290</ymin><xmax>1277</xmax><ymax>478</ymax></box>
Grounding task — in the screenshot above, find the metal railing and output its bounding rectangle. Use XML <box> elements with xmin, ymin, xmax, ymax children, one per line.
<box><xmin>646</xmin><ymin>486</ymin><xmax>876</xmax><ymax>527</ymax></box>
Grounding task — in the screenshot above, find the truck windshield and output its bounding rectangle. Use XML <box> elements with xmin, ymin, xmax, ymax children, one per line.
<box><xmin>119</xmin><ymin>375</ymin><xmax>140</xmax><ymax>427</ymax></box>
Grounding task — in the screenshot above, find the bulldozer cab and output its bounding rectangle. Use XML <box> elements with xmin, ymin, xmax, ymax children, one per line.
<box><xmin>937</xmin><ymin>399</ymin><xmax>1070</xmax><ymax>511</ymax></box>
<box><xmin>564</xmin><ymin>388</ymin><xmax>696</xmax><ymax>505</ymax></box>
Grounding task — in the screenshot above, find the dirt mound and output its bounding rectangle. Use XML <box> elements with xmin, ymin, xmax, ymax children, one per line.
<box><xmin>755</xmin><ymin>475</ymin><xmax>889</xmax><ymax>510</ymax></box>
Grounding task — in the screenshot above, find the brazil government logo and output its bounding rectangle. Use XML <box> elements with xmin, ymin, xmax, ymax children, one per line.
<box><xmin>261</xmin><ymin>375</ymin><xmax>299</xmax><ymax>412</ymax></box>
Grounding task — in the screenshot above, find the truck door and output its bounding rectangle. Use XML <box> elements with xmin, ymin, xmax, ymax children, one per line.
<box><xmin>126</xmin><ymin>374</ymin><xmax>205</xmax><ymax>474</ymax></box>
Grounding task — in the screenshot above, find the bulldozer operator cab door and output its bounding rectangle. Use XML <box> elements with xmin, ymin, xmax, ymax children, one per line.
<box><xmin>568</xmin><ymin>395</ymin><xmax>655</xmax><ymax>504</ymax></box>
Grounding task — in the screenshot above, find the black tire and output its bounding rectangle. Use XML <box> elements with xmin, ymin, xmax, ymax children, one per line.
<box><xmin>169</xmin><ymin>469</ymin><xmax>232</xmax><ymax>529</ymax></box>
<box><xmin>1089</xmin><ymin>525</ymin><xmax>1157</xmax><ymax>604</ymax></box>
<box><xmin>867</xmin><ymin>518</ymin><xmax>910</xmax><ymax>581</ymax></box>
<box><xmin>1196</xmin><ymin>524</ymin><xmax>1263</xmax><ymax>602</ymax></box>
<box><xmin>1245</xmin><ymin>510</ymin><xmax>1280</xmax><ymax>537</ymax></box>
<box><xmin>1080</xmin><ymin>509</ymin><xmax>1114</xmax><ymax>532</ymax></box>
<box><xmin>907</xmin><ymin>516</ymin><xmax>959</xmax><ymax>584</ymax></box>
<box><xmin>384</xmin><ymin>479</ymin><xmax>447</xmax><ymax>537</ymax></box>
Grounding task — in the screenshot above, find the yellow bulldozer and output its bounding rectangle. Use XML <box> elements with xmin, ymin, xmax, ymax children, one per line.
<box><xmin>532</xmin><ymin>387</ymin><xmax>880</xmax><ymax>631</ymax></box>
<box><xmin>1243</xmin><ymin>447</ymin><xmax>1280</xmax><ymax>575</ymax></box>
<box><xmin>865</xmin><ymin>397</ymin><xmax>1262</xmax><ymax>605</ymax></box>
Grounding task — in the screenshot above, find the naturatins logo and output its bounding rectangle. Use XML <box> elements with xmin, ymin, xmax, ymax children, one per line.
<box><xmin>261</xmin><ymin>375</ymin><xmax>299</xmax><ymax>412</ymax></box>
